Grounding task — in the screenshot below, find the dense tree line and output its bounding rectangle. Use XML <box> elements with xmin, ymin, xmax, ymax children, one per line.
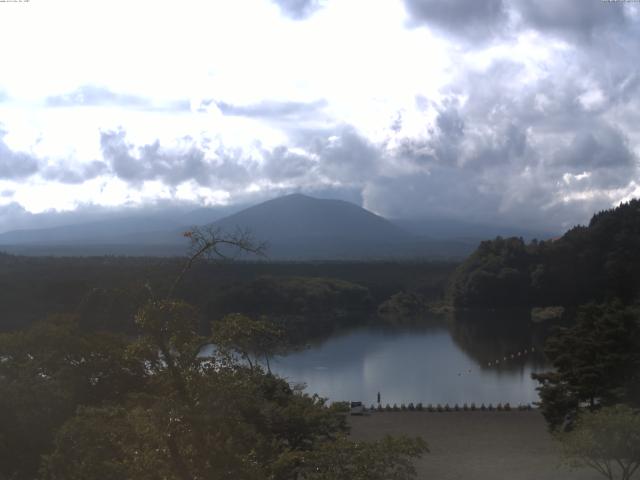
<box><xmin>449</xmin><ymin>199</ymin><xmax>640</xmax><ymax>308</ymax></box>
<box><xmin>0</xmin><ymin>253</ymin><xmax>455</xmax><ymax>333</ymax></box>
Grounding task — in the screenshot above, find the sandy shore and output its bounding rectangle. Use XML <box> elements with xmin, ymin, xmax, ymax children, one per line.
<box><xmin>349</xmin><ymin>410</ymin><xmax>603</xmax><ymax>480</ymax></box>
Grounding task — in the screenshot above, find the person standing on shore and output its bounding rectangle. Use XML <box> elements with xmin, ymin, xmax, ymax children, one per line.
<box><xmin>377</xmin><ymin>391</ymin><xmax>381</xmax><ymax>404</ymax></box>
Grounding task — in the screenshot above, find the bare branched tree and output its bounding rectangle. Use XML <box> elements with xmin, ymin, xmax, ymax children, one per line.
<box><xmin>167</xmin><ymin>226</ymin><xmax>267</xmax><ymax>299</ymax></box>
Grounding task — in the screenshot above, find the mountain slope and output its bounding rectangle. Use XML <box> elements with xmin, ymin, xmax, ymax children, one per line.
<box><xmin>0</xmin><ymin>194</ymin><xmax>476</xmax><ymax>259</ymax></box>
<box><xmin>213</xmin><ymin>194</ymin><xmax>406</xmax><ymax>241</ymax></box>
<box><xmin>0</xmin><ymin>206</ymin><xmax>242</xmax><ymax>247</ymax></box>
<box><xmin>210</xmin><ymin>194</ymin><xmax>413</xmax><ymax>259</ymax></box>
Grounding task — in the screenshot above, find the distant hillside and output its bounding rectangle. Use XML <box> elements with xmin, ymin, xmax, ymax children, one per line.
<box><xmin>393</xmin><ymin>217</ymin><xmax>555</xmax><ymax>242</ymax></box>
<box><xmin>0</xmin><ymin>206</ymin><xmax>242</xmax><ymax>253</ymax></box>
<box><xmin>0</xmin><ymin>194</ymin><xmax>477</xmax><ymax>259</ymax></box>
<box><xmin>449</xmin><ymin>199</ymin><xmax>640</xmax><ymax>308</ymax></box>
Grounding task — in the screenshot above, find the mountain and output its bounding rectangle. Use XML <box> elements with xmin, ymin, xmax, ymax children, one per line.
<box><xmin>209</xmin><ymin>193</ymin><xmax>412</xmax><ymax>259</ymax></box>
<box><xmin>0</xmin><ymin>194</ymin><xmax>476</xmax><ymax>259</ymax></box>
<box><xmin>0</xmin><ymin>205</ymin><xmax>244</xmax><ymax>249</ymax></box>
<box><xmin>208</xmin><ymin>194</ymin><xmax>478</xmax><ymax>260</ymax></box>
<box><xmin>214</xmin><ymin>193</ymin><xmax>405</xmax><ymax>240</ymax></box>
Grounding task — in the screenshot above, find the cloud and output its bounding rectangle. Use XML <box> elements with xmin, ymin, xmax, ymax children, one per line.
<box><xmin>364</xmin><ymin>45</ymin><xmax>640</xmax><ymax>230</ymax></box>
<box><xmin>403</xmin><ymin>0</ymin><xmax>634</xmax><ymax>46</ymax></box>
<box><xmin>261</xmin><ymin>146</ymin><xmax>315</xmax><ymax>180</ymax></box>
<box><xmin>0</xmin><ymin>129</ymin><xmax>39</xmax><ymax>179</ymax></box>
<box><xmin>41</xmin><ymin>160</ymin><xmax>109</xmax><ymax>184</ymax></box>
<box><xmin>403</xmin><ymin>0</ymin><xmax>508</xmax><ymax>43</ymax></box>
<box><xmin>515</xmin><ymin>0</ymin><xmax>628</xmax><ymax>42</ymax></box>
<box><xmin>216</xmin><ymin>99</ymin><xmax>328</xmax><ymax>120</ymax></box>
<box><xmin>271</xmin><ymin>0</ymin><xmax>324</xmax><ymax>20</ymax></box>
<box><xmin>46</xmin><ymin>85</ymin><xmax>190</xmax><ymax>111</ymax></box>
<box><xmin>100</xmin><ymin>130</ymin><xmax>254</xmax><ymax>188</ymax></box>
<box><xmin>305</xmin><ymin>126</ymin><xmax>382</xmax><ymax>184</ymax></box>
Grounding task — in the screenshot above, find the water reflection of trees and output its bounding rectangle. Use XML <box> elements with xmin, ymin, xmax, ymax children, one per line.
<box><xmin>449</xmin><ymin>309</ymin><xmax>549</xmax><ymax>371</ymax></box>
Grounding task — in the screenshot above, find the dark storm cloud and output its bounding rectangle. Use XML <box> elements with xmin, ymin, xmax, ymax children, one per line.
<box><xmin>216</xmin><ymin>99</ymin><xmax>327</xmax><ymax>120</ymax></box>
<box><xmin>549</xmin><ymin>127</ymin><xmax>636</xmax><ymax>189</ymax></box>
<box><xmin>308</xmin><ymin>126</ymin><xmax>382</xmax><ymax>183</ymax></box>
<box><xmin>261</xmin><ymin>146</ymin><xmax>315</xmax><ymax>180</ymax></box>
<box><xmin>514</xmin><ymin>0</ymin><xmax>628</xmax><ymax>41</ymax></box>
<box><xmin>271</xmin><ymin>0</ymin><xmax>324</xmax><ymax>20</ymax></box>
<box><xmin>554</xmin><ymin>128</ymin><xmax>634</xmax><ymax>171</ymax></box>
<box><xmin>0</xmin><ymin>129</ymin><xmax>39</xmax><ymax>179</ymax></box>
<box><xmin>46</xmin><ymin>85</ymin><xmax>191</xmax><ymax>112</ymax></box>
<box><xmin>403</xmin><ymin>0</ymin><xmax>507</xmax><ymax>43</ymax></box>
<box><xmin>403</xmin><ymin>0</ymin><xmax>634</xmax><ymax>45</ymax></box>
<box><xmin>100</xmin><ymin>130</ymin><xmax>253</xmax><ymax>187</ymax></box>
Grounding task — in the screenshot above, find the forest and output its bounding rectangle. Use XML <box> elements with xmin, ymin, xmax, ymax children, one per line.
<box><xmin>448</xmin><ymin>200</ymin><xmax>640</xmax><ymax>441</ymax></box>
<box><xmin>449</xmin><ymin>199</ymin><xmax>640</xmax><ymax>309</ymax></box>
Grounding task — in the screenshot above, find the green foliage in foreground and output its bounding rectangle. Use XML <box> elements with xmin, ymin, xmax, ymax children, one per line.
<box><xmin>0</xmin><ymin>304</ymin><xmax>427</xmax><ymax>480</ymax></box>
<box><xmin>533</xmin><ymin>303</ymin><xmax>640</xmax><ymax>431</ymax></box>
<box><xmin>556</xmin><ymin>405</ymin><xmax>640</xmax><ymax>480</ymax></box>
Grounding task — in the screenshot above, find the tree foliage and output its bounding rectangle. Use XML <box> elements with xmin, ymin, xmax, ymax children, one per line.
<box><xmin>302</xmin><ymin>434</ymin><xmax>428</xmax><ymax>480</ymax></box>
<box><xmin>450</xmin><ymin>199</ymin><xmax>640</xmax><ymax>308</ymax></box>
<box><xmin>556</xmin><ymin>404</ymin><xmax>640</xmax><ymax>480</ymax></box>
<box><xmin>532</xmin><ymin>303</ymin><xmax>640</xmax><ymax>431</ymax></box>
<box><xmin>0</xmin><ymin>228</ymin><xmax>428</xmax><ymax>480</ymax></box>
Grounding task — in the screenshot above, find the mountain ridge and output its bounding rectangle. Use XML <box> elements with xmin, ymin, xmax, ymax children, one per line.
<box><xmin>0</xmin><ymin>194</ymin><xmax>532</xmax><ymax>259</ymax></box>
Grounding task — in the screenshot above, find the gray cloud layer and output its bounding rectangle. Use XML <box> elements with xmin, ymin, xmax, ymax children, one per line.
<box><xmin>99</xmin><ymin>130</ymin><xmax>255</xmax><ymax>188</ymax></box>
<box><xmin>403</xmin><ymin>0</ymin><xmax>637</xmax><ymax>44</ymax></box>
<box><xmin>514</xmin><ymin>0</ymin><xmax>628</xmax><ymax>41</ymax></box>
<box><xmin>0</xmin><ymin>129</ymin><xmax>39</xmax><ymax>179</ymax></box>
<box><xmin>404</xmin><ymin>0</ymin><xmax>507</xmax><ymax>43</ymax></box>
<box><xmin>41</xmin><ymin>160</ymin><xmax>109</xmax><ymax>184</ymax></box>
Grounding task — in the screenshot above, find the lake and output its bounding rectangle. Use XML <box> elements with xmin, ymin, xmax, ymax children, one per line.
<box><xmin>269</xmin><ymin>312</ymin><xmax>550</xmax><ymax>407</ymax></box>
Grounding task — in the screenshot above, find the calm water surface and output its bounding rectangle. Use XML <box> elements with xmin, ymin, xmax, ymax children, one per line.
<box><xmin>270</xmin><ymin>315</ymin><xmax>549</xmax><ymax>407</ymax></box>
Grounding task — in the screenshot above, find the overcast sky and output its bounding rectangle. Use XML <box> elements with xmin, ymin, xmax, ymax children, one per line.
<box><xmin>0</xmin><ymin>0</ymin><xmax>639</xmax><ymax>233</ymax></box>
